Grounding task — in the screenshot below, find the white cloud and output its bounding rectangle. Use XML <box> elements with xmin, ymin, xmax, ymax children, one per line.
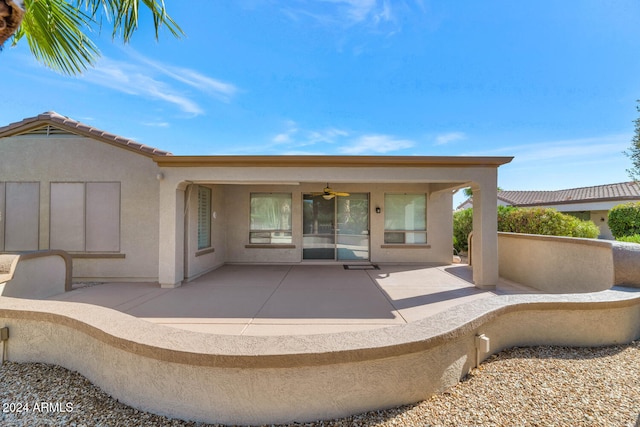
<box><xmin>466</xmin><ymin>134</ymin><xmax>630</xmax><ymax>163</ymax></box>
<box><xmin>142</xmin><ymin>121</ymin><xmax>170</xmax><ymax>128</ymax></box>
<box><xmin>78</xmin><ymin>51</ymin><xmax>238</xmax><ymax>115</ymax></box>
<box><xmin>282</xmin><ymin>0</ymin><xmax>407</xmax><ymax>27</ymax></box>
<box><xmin>305</xmin><ymin>128</ymin><xmax>349</xmax><ymax>145</ymax></box>
<box><xmin>339</xmin><ymin>134</ymin><xmax>414</xmax><ymax>154</ymax></box>
<box><xmin>434</xmin><ymin>131</ymin><xmax>466</xmax><ymax>146</ymax></box>
<box><xmin>272</xmin><ymin>120</ymin><xmax>299</xmax><ymax>143</ymax></box>
<box><xmin>334</xmin><ymin>0</ymin><xmax>378</xmax><ymax>22</ymax></box>
<box><xmin>273</xmin><ymin>133</ymin><xmax>293</xmax><ymax>143</ymax></box>
<box><xmin>127</xmin><ymin>51</ymin><xmax>238</xmax><ymax>101</ymax></box>
<box><xmin>272</xmin><ymin>120</ymin><xmax>349</xmax><ymax>148</ymax></box>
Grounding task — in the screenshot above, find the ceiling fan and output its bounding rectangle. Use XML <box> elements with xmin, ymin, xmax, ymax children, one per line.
<box><xmin>312</xmin><ymin>183</ymin><xmax>350</xmax><ymax>200</ymax></box>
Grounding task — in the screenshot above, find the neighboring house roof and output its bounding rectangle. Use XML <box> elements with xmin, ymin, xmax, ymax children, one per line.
<box><xmin>498</xmin><ymin>182</ymin><xmax>640</xmax><ymax>206</ymax></box>
<box><xmin>457</xmin><ymin>182</ymin><xmax>640</xmax><ymax>210</ymax></box>
<box><xmin>0</xmin><ymin>111</ymin><xmax>172</xmax><ymax>157</ymax></box>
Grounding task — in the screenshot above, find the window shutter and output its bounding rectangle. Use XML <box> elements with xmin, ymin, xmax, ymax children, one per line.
<box><xmin>197</xmin><ymin>187</ymin><xmax>212</xmax><ymax>249</ymax></box>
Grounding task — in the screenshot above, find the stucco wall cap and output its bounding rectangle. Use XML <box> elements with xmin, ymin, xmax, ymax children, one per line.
<box><xmin>497</xmin><ymin>232</ymin><xmax>613</xmax><ymax>248</ymax></box>
<box><xmin>1</xmin><ymin>287</ymin><xmax>638</xmax><ymax>369</ymax></box>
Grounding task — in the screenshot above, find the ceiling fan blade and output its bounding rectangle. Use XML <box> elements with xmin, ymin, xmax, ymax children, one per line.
<box><xmin>334</xmin><ymin>192</ymin><xmax>350</xmax><ymax>197</ymax></box>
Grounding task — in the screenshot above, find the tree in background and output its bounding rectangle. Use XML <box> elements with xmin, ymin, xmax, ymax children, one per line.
<box><xmin>0</xmin><ymin>0</ymin><xmax>182</xmax><ymax>75</ymax></box>
<box><xmin>462</xmin><ymin>186</ymin><xmax>502</xmax><ymax>200</ymax></box>
<box><xmin>627</xmin><ymin>100</ymin><xmax>640</xmax><ymax>182</ymax></box>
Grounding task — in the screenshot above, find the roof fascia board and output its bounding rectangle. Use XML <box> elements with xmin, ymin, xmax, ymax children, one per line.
<box><xmin>153</xmin><ymin>155</ymin><xmax>514</xmax><ymax>168</ymax></box>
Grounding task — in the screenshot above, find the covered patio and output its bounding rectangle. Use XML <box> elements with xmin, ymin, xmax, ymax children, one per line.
<box><xmin>155</xmin><ymin>155</ymin><xmax>513</xmax><ymax>290</ymax></box>
<box><xmin>47</xmin><ymin>264</ymin><xmax>536</xmax><ymax>335</ymax></box>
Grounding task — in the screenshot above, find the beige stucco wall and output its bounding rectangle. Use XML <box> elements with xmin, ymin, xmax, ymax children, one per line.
<box><xmin>0</xmin><ymin>252</ymin><xmax>68</xmax><ymax>298</ymax></box>
<box><xmin>590</xmin><ymin>210</ymin><xmax>613</xmax><ymax>239</ymax></box>
<box><xmin>0</xmin><ymin>135</ymin><xmax>161</xmax><ymax>281</ymax></box>
<box><xmin>219</xmin><ymin>183</ymin><xmax>452</xmax><ymax>265</ymax></box>
<box><xmin>498</xmin><ymin>232</ymin><xmax>615</xmax><ymax>292</ymax></box>
<box><xmin>1</xmin><ymin>290</ymin><xmax>638</xmax><ymax>425</ymax></box>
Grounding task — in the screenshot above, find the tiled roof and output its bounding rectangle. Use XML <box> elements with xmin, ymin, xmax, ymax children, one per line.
<box><xmin>497</xmin><ymin>182</ymin><xmax>640</xmax><ymax>206</ymax></box>
<box><xmin>0</xmin><ymin>111</ymin><xmax>172</xmax><ymax>157</ymax></box>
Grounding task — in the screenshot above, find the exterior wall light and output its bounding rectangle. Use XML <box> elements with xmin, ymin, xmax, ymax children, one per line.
<box><xmin>375</xmin><ymin>207</ymin><xmax>381</xmax><ymax>214</ymax></box>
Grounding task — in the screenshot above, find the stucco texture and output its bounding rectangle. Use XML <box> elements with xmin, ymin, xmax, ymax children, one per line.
<box><xmin>0</xmin><ymin>135</ymin><xmax>161</xmax><ymax>281</ymax></box>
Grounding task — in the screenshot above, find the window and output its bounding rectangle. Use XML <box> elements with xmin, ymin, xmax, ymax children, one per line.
<box><xmin>197</xmin><ymin>186</ymin><xmax>212</xmax><ymax>250</ymax></box>
<box><xmin>50</xmin><ymin>182</ymin><xmax>120</xmax><ymax>252</ymax></box>
<box><xmin>250</xmin><ymin>193</ymin><xmax>292</xmax><ymax>244</ymax></box>
<box><xmin>384</xmin><ymin>194</ymin><xmax>427</xmax><ymax>244</ymax></box>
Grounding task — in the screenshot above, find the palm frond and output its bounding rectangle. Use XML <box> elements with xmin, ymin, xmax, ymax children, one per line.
<box><xmin>78</xmin><ymin>0</ymin><xmax>184</xmax><ymax>42</ymax></box>
<box><xmin>16</xmin><ymin>0</ymin><xmax>99</xmax><ymax>75</ymax></box>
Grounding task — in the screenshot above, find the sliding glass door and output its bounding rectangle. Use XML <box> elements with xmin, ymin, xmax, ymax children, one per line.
<box><xmin>302</xmin><ymin>193</ymin><xmax>369</xmax><ymax>261</ymax></box>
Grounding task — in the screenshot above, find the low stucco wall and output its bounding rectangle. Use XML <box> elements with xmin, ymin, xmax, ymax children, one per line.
<box><xmin>612</xmin><ymin>241</ymin><xmax>640</xmax><ymax>288</ymax></box>
<box><xmin>497</xmin><ymin>232</ymin><xmax>640</xmax><ymax>292</ymax></box>
<box><xmin>1</xmin><ymin>289</ymin><xmax>639</xmax><ymax>425</ymax></box>
<box><xmin>0</xmin><ymin>251</ymin><xmax>71</xmax><ymax>299</ymax></box>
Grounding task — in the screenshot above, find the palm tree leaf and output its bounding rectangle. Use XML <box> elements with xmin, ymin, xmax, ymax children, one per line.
<box><xmin>78</xmin><ymin>0</ymin><xmax>184</xmax><ymax>42</ymax></box>
<box><xmin>17</xmin><ymin>0</ymin><xmax>99</xmax><ymax>75</ymax></box>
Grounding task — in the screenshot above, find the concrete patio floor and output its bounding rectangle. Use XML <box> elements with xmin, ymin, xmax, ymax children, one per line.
<box><xmin>47</xmin><ymin>264</ymin><xmax>537</xmax><ymax>336</ymax></box>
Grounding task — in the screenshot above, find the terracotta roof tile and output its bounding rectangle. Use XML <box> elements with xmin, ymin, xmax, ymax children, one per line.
<box><xmin>497</xmin><ymin>182</ymin><xmax>640</xmax><ymax>206</ymax></box>
<box><xmin>0</xmin><ymin>111</ymin><xmax>172</xmax><ymax>157</ymax></box>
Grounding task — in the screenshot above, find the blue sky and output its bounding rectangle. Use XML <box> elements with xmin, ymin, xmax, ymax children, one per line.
<box><xmin>1</xmin><ymin>0</ymin><xmax>639</xmax><ymax>205</ymax></box>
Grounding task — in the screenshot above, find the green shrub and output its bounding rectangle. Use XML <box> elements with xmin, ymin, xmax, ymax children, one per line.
<box><xmin>498</xmin><ymin>207</ymin><xmax>599</xmax><ymax>238</ymax></box>
<box><xmin>616</xmin><ymin>234</ymin><xmax>640</xmax><ymax>243</ymax></box>
<box><xmin>453</xmin><ymin>208</ymin><xmax>474</xmax><ymax>252</ymax></box>
<box><xmin>608</xmin><ymin>202</ymin><xmax>640</xmax><ymax>238</ymax></box>
<box><xmin>453</xmin><ymin>206</ymin><xmax>599</xmax><ymax>251</ymax></box>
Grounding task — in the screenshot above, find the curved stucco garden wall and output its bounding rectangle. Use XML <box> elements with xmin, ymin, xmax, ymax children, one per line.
<box><xmin>498</xmin><ymin>232</ymin><xmax>640</xmax><ymax>292</ymax></box>
<box><xmin>0</xmin><ymin>251</ymin><xmax>71</xmax><ymax>299</ymax></box>
<box><xmin>1</xmin><ymin>289</ymin><xmax>639</xmax><ymax>425</ymax></box>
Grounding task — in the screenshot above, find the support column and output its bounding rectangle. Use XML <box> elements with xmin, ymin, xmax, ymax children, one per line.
<box><xmin>158</xmin><ymin>181</ymin><xmax>186</xmax><ymax>288</ymax></box>
<box><xmin>471</xmin><ymin>177</ymin><xmax>499</xmax><ymax>289</ymax></box>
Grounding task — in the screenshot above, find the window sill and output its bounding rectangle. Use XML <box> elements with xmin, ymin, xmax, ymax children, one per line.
<box><xmin>245</xmin><ymin>244</ymin><xmax>296</xmax><ymax>249</ymax></box>
<box><xmin>70</xmin><ymin>253</ymin><xmax>126</xmax><ymax>259</ymax></box>
<box><xmin>381</xmin><ymin>244</ymin><xmax>431</xmax><ymax>249</ymax></box>
<box><xmin>196</xmin><ymin>247</ymin><xmax>216</xmax><ymax>257</ymax></box>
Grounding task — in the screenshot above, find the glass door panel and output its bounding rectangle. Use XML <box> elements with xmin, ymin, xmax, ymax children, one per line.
<box><xmin>336</xmin><ymin>194</ymin><xmax>369</xmax><ymax>260</ymax></box>
<box><xmin>302</xmin><ymin>193</ymin><xmax>370</xmax><ymax>261</ymax></box>
<box><xmin>302</xmin><ymin>195</ymin><xmax>335</xmax><ymax>259</ymax></box>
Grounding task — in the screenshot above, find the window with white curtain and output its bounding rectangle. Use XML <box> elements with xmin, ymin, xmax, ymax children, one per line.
<box><xmin>249</xmin><ymin>193</ymin><xmax>292</xmax><ymax>244</ymax></box>
<box><xmin>383</xmin><ymin>193</ymin><xmax>427</xmax><ymax>244</ymax></box>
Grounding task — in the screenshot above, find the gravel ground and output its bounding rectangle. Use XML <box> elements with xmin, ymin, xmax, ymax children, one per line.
<box><xmin>1</xmin><ymin>341</ymin><xmax>639</xmax><ymax>427</ymax></box>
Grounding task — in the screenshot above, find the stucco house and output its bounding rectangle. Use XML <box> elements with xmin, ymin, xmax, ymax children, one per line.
<box><xmin>458</xmin><ymin>182</ymin><xmax>640</xmax><ymax>239</ymax></box>
<box><xmin>0</xmin><ymin>112</ymin><xmax>512</xmax><ymax>288</ymax></box>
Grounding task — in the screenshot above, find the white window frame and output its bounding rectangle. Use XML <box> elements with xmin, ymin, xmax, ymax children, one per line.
<box><xmin>383</xmin><ymin>193</ymin><xmax>427</xmax><ymax>244</ymax></box>
<box><xmin>249</xmin><ymin>193</ymin><xmax>293</xmax><ymax>244</ymax></box>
